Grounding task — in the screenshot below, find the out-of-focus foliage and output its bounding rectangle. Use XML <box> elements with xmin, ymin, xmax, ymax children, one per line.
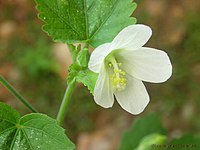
<box><xmin>65</xmin><ymin>87</ymin><xmax>97</xmax><ymax>139</ymax></box>
<box><xmin>119</xmin><ymin>113</ymin><xmax>200</xmax><ymax>150</ymax></box>
<box><xmin>135</xmin><ymin>133</ymin><xmax>167</xmax><ymax>150</ymax></box>
<box><xmin>16</xmin><ymin>39</ymin><xmax>59</xmax><ymax>78</ymax></box>
<box><xmin>167</xmin><ymin>134</ymin><xmax>200</xmax><ymax>150</ymax></box>
<box><xmin>119</xmin><ymin>113</ymin><xmax>166</xmax><ymax>150</ymax></box>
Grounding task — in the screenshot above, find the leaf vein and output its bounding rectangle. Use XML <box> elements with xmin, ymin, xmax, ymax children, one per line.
<box><xmin>84</xmin><ymin>0</ymin><xmax>89</xmax><ymax>39</ymax></box>
<box><xmin>24</xmin><ymin>126</ymin><xmax>70</xmax><ymax>147</ymax></box>
<box><xmin>9</xmin><ymin>128</ymin><xmax>20</xmax><ymax>150</ymax></box>
<box><xmin>22</xmin><ymin>129</ymin><xmax>35</xmax><ymax>150</ymax></box>
<box><xmin>40</xmin><ymin>1</ymin><xmax>81</xmax><ymax>38</ymax></box>
<box><xmin>89</xmin><ymin>0</ymin><xmax>120</xmax><ymax>41</ymax></box>
<box><xmin>0</xmin><ymin>118</ymin><xmax>16</xmax><ymax>125</ymax></box>
<box><xmin>0</xmin><ymin>126</ymin><xmax>16</xmax><ymax>136</ymax></box>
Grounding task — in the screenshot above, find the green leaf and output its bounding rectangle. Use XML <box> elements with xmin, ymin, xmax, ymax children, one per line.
<box><xmin>166</xmin><ymin>134</ymin><xmax>200</xmax><ymax>150</ymax></box>
<box><xmin>67</xmin><ymin>63</ymin><xmax>81</xmax><ymax>83</ymax></box>
<box><xmin>0</xmin><ymin>102</ymin><xmax>20</xmax><ymax>134</ymax></box>
<box><xmin>76</xmin><ymin>69</ymin><xmax>98</xmax><ymax>94</ymax></box>
<box><xmin>68</xmin><ymin>45</ymin><xmax>98</xmax><ymax>94</ymax></box>
<box><xmin>68</xmin><ymin>63</ymin><xmax>98</xmax><ymax>94</ymax></box>
<box><xmin>118</xmin><ymin>113</ymin><xmax>166</xmax><ymax>150</ymax></box>
<box><xmin>77</xmin><ymin>48</ymin><xmax>90</xmax><ymax>67</ymax></box>
<box><xmin>135</xmin><ymin>133</ymin><xmax>167</xmax><ymax>150</ymax></box>
<box><xmin>0</xmin><ymin>102</ymin><xmax>75</xmax><ymax>150</ymax></box>
<box><xmin>35</xmin><ymin>0</ymin><xmax>137</xmax><ymax>47</ymax></box>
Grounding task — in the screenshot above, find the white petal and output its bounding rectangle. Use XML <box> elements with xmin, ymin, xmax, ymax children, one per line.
<box><xmin>89</xmin><ymin>43</ymin><xmax>112</xmax><ymax>73</ymax></box>
<box><xmin>110</xmin><ymin>24</ymin><xmax>152</xmax><ymax>50</ymax></box>
<box><xmin>114</xmin><ymin>75</ymin><xmax>149</xmax><ymax>115</ymax></box>
<box><xmin>118</xmin><ymin>47</ymin><xmax>172</xmax><ymax>83</ymax></box>
<box><xmin>94</xmin><ymin>64</ymin><xmax>114</xmax><ymax>108</ymax></box>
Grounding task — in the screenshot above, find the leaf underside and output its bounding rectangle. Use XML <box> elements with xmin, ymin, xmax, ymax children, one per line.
<box><xmin>35</xmin><ymin>0</ymin><xmax>137</xmax><ymax>47</ymax></box>
<box><xmin>0</xmin><ymin>102</ymin><xmax>75</xmax><ymax>150</ymax></box>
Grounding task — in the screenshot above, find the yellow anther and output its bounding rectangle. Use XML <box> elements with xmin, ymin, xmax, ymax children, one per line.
<box><xmin>114</xmin><ymin>69</ymin><xmax>119</xmax><ymax>73</ymax></box>
<box><xmin>119</xmin><ymin>70</ymin><xmax>126</xmax><ymax>75</ymax></box>
<box><xmin>107</xmin><ymin>57</ymin><xmax>127</xmax><ymax>91</ymax></box>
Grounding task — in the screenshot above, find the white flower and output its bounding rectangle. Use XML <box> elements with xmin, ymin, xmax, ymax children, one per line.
<box><xmin>88</xmin><ymin>24</ymin><xmax>172</xmax><ymax>115</ymax></box>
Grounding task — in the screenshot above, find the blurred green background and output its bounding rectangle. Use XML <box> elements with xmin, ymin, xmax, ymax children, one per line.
<box><xmin>0</xmin><ymin>0</ymin><xmax>200</xmax><ymax>149</ymax></box>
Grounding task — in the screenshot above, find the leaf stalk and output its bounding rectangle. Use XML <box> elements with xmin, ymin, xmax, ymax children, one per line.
<box><xmin>56</xmin><ymin>78</ymin><xmax>76</xmax><ymax>126</ymax></box>
<box><xmin>0</xmin><ymin>75</ymin><xmax>38</xmax><ymax>113</ymax></box>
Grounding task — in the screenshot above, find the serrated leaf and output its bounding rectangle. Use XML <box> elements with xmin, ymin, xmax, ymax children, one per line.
<box><xmin>76</xmin><ymin>69</ymin><xmax>98</xmax><ymax>94</ymax></box>
<box><xmin>35</xmin><ymin>0</ymin><xmax>137</xmax><ymax>47</ymax></box>
<box><xmin>118</xmin><ymin>113</ymin><xmax>166</xmax><ymax>150</ymax></box>
<box><xmin>0</xmin><ymin>102</ymin><xmax>75</xmax><ymax>150</ymax></box>
<box><xmin>67</xmin><ymin>61</ymin><xmax>98</xmax><ymax>94</ymax></box>
<box><xmin>67</xmin><ymin>63</ymin><xmax>81</xmax><ymax>83</ymax></box>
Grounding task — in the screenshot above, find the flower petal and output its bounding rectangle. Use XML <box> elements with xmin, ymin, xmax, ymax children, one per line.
<box><xmin>118</xmin><ymin>47</ymin><xmax>172</xmax><ymax>83</ymax></box>
<box><xmin>110</xmin><ymin>24</ymin><xmax>152</xmax><ymax>50</ymax></box>
<box><xmin>114</xmin><ymin>74</ymin><xmax>149</xmax><ymax>115</ymax></box>
<box><xmin>89</xmin><ymin>43</ymin><xmax>112</xmax><ymax>73</ymax></box>
<box><xmin>94</xmin><ymin>64</ymin><xmax>114</xmax><ymax>108</ymax></box>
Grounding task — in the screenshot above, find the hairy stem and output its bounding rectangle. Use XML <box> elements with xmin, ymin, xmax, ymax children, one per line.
<box><xmin>0</xmin><ymin>75</ymin><xmax>38</xmax><ymax>113</ymax></box>
<box><xmin>56</xmin><ymin>78</ymin><xmax>76</xmax><ymax>126</ymax></box>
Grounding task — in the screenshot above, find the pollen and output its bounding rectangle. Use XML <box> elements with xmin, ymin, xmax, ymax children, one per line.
<box><xmin>108</xmin><ymin>59</ymin><xmax>127</xmax><ymax>91</ymax></box>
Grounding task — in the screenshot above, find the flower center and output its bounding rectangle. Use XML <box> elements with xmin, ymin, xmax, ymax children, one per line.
<box><xmin>108</xmin><ymin>57</ymin><xmax>127</xmax><ymax>92</ymax></box>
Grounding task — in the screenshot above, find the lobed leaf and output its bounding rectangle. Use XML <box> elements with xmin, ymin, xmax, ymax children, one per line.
<box><xmin>0</xmin><ymin>102</ymin><xmax>75</xmax><ymax>150</ymax></box>
<box><xmin>35</xmin><ymin>0</ymin><xmax>137</xmax><ymax>47</ymax></box>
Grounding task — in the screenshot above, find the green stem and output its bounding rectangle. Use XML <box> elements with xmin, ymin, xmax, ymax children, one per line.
<box><xmin>0</xmin><ymin>75</ymin><xmax>38</xmax><ymax>113</ymax></box>
<box><xmin>56</xmin><ymin>78</ymin><xmax>75</xmax><ymax>126</ymax></box>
